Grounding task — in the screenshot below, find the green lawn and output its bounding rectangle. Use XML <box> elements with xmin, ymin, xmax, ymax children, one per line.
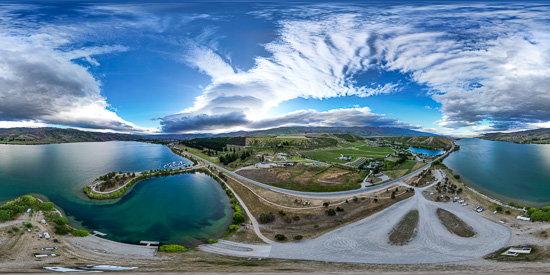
<box><xmin>300</xmin><ymin>146</ymin><xmax>393</xmax><ymax>163</ymax></box>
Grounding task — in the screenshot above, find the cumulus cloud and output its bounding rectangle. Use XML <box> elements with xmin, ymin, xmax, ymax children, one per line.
<box><xmin>0</xmin><ymin>6</ymin><xmax>155</xmax><ymax>133</ymax></box>
<box><xmin>162</xmin><ymin>3</ymin><xmax>550</xmax><ymax>134</ymax></box>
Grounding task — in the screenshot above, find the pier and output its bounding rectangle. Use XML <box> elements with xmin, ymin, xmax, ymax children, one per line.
<box><xmin>139</xmin><ymin>241</ymin><xmax>159</xmax><ymax>247</ymax></box>
<box><xmin>92</xmin><ymin>231</ymin><xmax>107</xmax><ymax>237</ymax></box>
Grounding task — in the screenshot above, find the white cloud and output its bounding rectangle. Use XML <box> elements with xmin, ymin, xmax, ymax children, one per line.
<box><xmin>164</xmin><ymin>3</ymin><xmax>550</xmax><ymax>134</ymax></box>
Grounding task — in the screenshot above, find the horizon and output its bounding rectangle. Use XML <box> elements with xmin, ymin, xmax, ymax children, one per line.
<box><xmin>0</xmin><ymin>1</ymin><xmax>549</xmax><ymax>137</ymax></box>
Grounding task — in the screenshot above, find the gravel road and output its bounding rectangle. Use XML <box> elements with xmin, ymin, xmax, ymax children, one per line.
<box><xmin>269</xmin><ymin>188</ymin><xmax>511</xmax><ymax>264</ymax></box>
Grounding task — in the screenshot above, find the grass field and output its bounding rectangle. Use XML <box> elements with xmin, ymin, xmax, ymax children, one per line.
<box><xmin>300</xmin><ymin>145</ymin><xmax>393</xmax><ymax>163</ymax></box>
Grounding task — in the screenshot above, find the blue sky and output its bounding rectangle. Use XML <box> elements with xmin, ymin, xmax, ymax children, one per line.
<box><xmin>0</xmin><ymin>1</ymin><xmax>549</xmax><ymax>136</ymax></box>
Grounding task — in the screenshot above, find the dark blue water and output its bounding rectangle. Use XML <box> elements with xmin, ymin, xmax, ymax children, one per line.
<box><xmin>444</xmin><ymin>138</ymin><xmax>550</xmax><ymax>207</ymax></box>
<box><xmin>0</xmin><ymin>142</ymin><xmax>232</xmax><ymax>246</ymax></box>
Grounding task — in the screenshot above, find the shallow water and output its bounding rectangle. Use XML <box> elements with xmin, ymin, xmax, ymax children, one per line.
<box><xmin>444</xmin><ymin>138</ymin><xmax>550</xmax><ymax>207</ymax></box>
<box><xmin>0</xmin><ymin>142</ymin><xmax>232</xmax><ymax>245</ymax></box>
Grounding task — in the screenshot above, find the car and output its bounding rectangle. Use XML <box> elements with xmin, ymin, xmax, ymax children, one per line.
<box><xmin>27</xmin><ymin>229</ymin><xmax>31</xmax><ymax>232</ymax></box>
<box><xmin>38</xmin><ymin>234</ymin><xmax>43</xmax><ymax>238</ymax></box>
<box><xmin>44</xmin><ymin>232</ymin><xmax>51</xmax><ymax>239</ymax></box>
<box><xmin>462</xmin><ymin>203</ymin><xmax>468</xmax><ymax>206</ymax></box>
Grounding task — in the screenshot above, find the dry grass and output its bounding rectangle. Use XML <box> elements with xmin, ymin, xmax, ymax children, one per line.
<box><xmin>436</xmin><ymin>208</ymin><xmax>475</xmax><ymax>237</ymax></box>
<box><xmin>388</xmin><ymin>210</ymin><xmax>419</xmax><ymax>245</ymax></box>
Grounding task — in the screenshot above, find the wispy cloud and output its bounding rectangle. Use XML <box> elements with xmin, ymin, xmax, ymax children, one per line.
<box><xmin>161</xmin><ymin>3</ymin><xmax>550</xmax><ymax>134</ymax></box>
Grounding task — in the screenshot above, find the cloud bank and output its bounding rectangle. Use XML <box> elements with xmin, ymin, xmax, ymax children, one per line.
<box><xmin>161</xmin><ymin>3</ymin><xmax>550</xmax><ymax>134</ymax></box>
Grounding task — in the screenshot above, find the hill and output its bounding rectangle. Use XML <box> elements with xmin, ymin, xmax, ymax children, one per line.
<box><xmin>376</xmin><ymin>136</ymin><xmax>453</xmax><ymax>150</ymax></box>
<box><xmin>480</xmin><ymin>128</ymin><xmax>550</xmax><ymax>144</ymax></box>
<box><xmin>158</xmin><ymin>126</ymin><xmax>435</xmax><ymax>140</ymax></box>
<box><xmin>0</xmin><ymin>128</ymin><xmax>146</xmax><ymax>144</ymax></box>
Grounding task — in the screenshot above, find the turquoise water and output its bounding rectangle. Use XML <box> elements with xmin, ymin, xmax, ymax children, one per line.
<box><xmin>443</xmin><ymin>138</ymin><xmax>550</xmax><ymax>207</ymax></box>
<box><xmin>0</xmin><ymin>142</ymin><xmax>232</xmax><ymax>246</ymax></box>
<box><xmin>407</xmin><ymin>147</ymin><xmax>445</xmax><ymax>156</ymax></box>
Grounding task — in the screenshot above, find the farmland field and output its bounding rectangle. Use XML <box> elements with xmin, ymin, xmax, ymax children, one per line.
<box><xmin>300</xmin><ymin>145</ymin><xmax>394</xmax><ymax>163</ymax></box>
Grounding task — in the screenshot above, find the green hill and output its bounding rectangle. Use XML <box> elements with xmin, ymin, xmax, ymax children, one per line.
<box><xmin>0</xmin><ymin>127</ymin><xmax>146</xmax><ymax>144</ymax></box>
<box><xmin>480</xmin><ymin>128</ymin><xmax>550</xmax><ymax>144</ymax></box>
<box><xmin>377</xmin><ymin>136</ymin><xmax>453</xmax><ymax>150</ymax></box>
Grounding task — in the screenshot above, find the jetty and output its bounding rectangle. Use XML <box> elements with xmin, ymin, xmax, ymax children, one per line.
<box><xmin>92</xmin><ymin>231</ymin><xmax>107</xmax><ymax>237</ymax></box>
<box><xmin>139</xmin><ymin>241</ymin><xmax>159</xmax><ymax>247</ymax></box>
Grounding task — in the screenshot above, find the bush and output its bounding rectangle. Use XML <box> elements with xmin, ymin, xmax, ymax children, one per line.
<box><xmin>233</xmin><ymin>212</ymin><xmax>245</xmax><ymax>224</ymax></box>
<box><xmin>336</xmin><ymin>207</ymin><xmax>344</xmax><ymax>212</ymax></box>
<box><xmin>508</xmin><ymin>202</ymin><xmax>515</xmax><ymax>207</ymax></box>
<box><xmin>259</xmin><ymin>212</ymin><xmax>275</xmax><ymax>224</ymax></box>
<box><xmin>54</xmin><ymin>217</ymin><xmax>68</xmax><ymax>226</ymax></box>
<box><xmin>207</xmin><ymin>239</ymin><xmax>218</xmax><ymax>244</ymax></box>
<box><xmin>228</xmin><ymin>224</ymin><xmax>240</xmax><ymax>232</ymax></box>
<box><xmin>323</xmin><ymin>202</ymin><xmax>330</xmax><ymax>208</ymax></box>
<box><xmin>327</xmin><ymin>208</ymin><xmax>336</xmax><ymax>216</ymax></box>
<box><xmin>495</xmin><ymin>206</ymin><xmax>503</xmax><ymax>212</ymax></box>
<box><xmin>274</xmin><ymin>234</ymin><xmax>287</xmax><ymax>241</ymax></box>
<box><xmin>283</xmin><ymin>215</ymin><xmax>291</xmax><ymax>223</ymax></box>
<box><xmin>55</xmin><ymin>225</ymin><xmax>69</xmax><ymax>235</ymax></box>
<box><xmin>453</xmin><ymin>174</ymin><xmax>460</xmax><ymax>179</ymax></box>
<box><xmin>293</xmin><ymin>235</ymin><xmax>303</xmax><ymax>240</ymax></box>
<box><xmin>314</xmin><ymin>224</ymin><xmax>319</xmax><ymax>228</ymax></box>
<box><xmin>38</xmin><ymin>202</ymin><xmax>54</xmax><ymax>211</ymax></box>
<box><xmin>542</xmin><ymin>206</ymin><xmax>550</xmax><ymax>212</ymax></box>
<box><xmin>72</xmin><ymin>230</ymin><xmax>89</xmax><ymax>237</ymax></box>
<box><xmin>505</xmin><ymin>210</ymin><xmax>511</xmax><ymax>215</ymax></box>
<box><xmin>517</xmin><ymin>204</ymin><xmax>523</xmax><ymax>209</ymax></box>
<box><xmin>293</xmin><ymin>215</ymin><xmax>300</xmax><ymax>221</ymax></box>
<box><xmin>159</xmin><ymin>244</ymin><xmax>186</xmax><ymax>253</ymax></box>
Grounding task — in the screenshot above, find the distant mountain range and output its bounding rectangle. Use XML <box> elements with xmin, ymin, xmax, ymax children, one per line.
<box><xmin>0</xmin><ymin>126</ymin><xmax>436</xmax><ymax>144</ymax></box>
<box><xmin>156</xmin><ymin>126</ymin><xmax>436</xmax><ymax>139</ymax></box>
<box><xmin>0</xmin><ymin>127</ymin><xmax>146</xmax><ymax>144</ymax></box>
<box><xmin>480</xmin><ymin>128</ymin><xmax>550</xmax><ymax>144</ymax></box>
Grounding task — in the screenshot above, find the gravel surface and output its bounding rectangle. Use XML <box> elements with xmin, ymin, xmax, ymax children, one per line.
<box><xmin>267</xmin><ymin>170</ymin><xmax>510</xmax><ymax>264</ymax></box>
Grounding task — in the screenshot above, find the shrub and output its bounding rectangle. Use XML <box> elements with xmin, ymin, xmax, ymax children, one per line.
<box><xmin>54</xmin><ymin>217</ymin><xmax>68</xmax><ymax>226</ymax></box>
<box><xmin>159</xmin><ymin>244</ymin><xmax>186</xmax><ymax>253</ymax></box>
<box><xmin>55</xmin><ymin>225</ymin><xmax>69</xmax><ymax>235</ymax></box>
<box><xmin>542</xmin><ymin>206</ymin><xmax>550</xmax><ymax>212</ymax></box>
<box><xmin>233</xmin><ymin>212</ymin><xmax>245</xmax><ymax>224</ymax></box>
<box><xmin>323</xmin><ymin>202</ymin><xmax>330</xmax><ymax>208</ymax></box>
<box><xmin>259</xmin><ymin>213</ymin><xmax>275</xmax><ymax>224</ymax></box>
<box><xmin>391</xmin><ymin>193</ymin><xmax>396</xmax><ymax>199</ymax></box>
<box><xmin>274</xmin><ymin>234</ymin><xmax>287</xmax><ymax>241</ymax></box>
<box><xmin>505</xmin><ymin>210</ymin><xmax>511</xmax><ymax>215</ymax></box>
<box><xmin>278</xmin><ymin>210</ymin><xmax>286</xmax><ymax>216</ymax></box>
<box><xmin>495</xmin><ymin>206</ymin><xmax>503</xmax><ymax>212</ymax></box>
<box><xmin>336</xmin><ymin>207</ymin><xmax>344</xmax><ymax>212</ymax></box>
<box><xmin>517</xmin><ymin>204</ymin><xmax>523</xmax><ymax>209</ymax></box>
<box><xmin>293</xmin><ymin>215</ymin><xmax>300</xmax><ymax>221</ymax></box>
<box><xmin>38</xmin><ymin>202</ymin><xmax>54</xmax><ymax>211</ymax></box>
<box><xmin>314</xmin><ymin>224</ymin><xmax>319</xmax><ymax>228</ymax></box>
<box><xmin>327</xmin><ymin>208</ymin><xmax>336</xmax><ymax>216</ymax></box>
<box><xmin>453</xmin><ymin>174</ymin><xmax>460</xmax><ymax>179</ymax></box>
<box><xmin>72</xmin><ymin>230</ymin><xmax>89</xmax><ymax>237</ymax></box>
<box><xmin>293</xmin><ymin>235</ymin><xmax>303</xmax><ymax>240</ymax></box>
<box><xmin>228</xmin><ymin>224</ymin><xmax>240</xmax><ymax>232</ymax></box>
<box><xmin>283</xmin><ymin>215</ymin><xmax>291</xmax><ymax>223</ymax></box>
<box><xmin>207</xmin><ymin>239</ymin><xmax>218</xmax><ymax>244</ymax></box>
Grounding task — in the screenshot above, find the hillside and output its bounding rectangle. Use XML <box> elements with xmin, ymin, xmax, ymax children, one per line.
<box><xmin>377</xmin><ymin>136</ymin><xmax>453</xmax><ymax>150</ymax></box>
<box><xmin>0</xmin><ymin>128</ymin><xmax>146</xmax><ymax>144</ymax></box>
<box><xmin>480</xmin><ymin>128</ymin><xmax>550</xmax><ymax>144</ymax></box>
<box><xmin>157</xmin><ymin>126</ymin><xmax>435</xmax><ymax>140</ymax></box>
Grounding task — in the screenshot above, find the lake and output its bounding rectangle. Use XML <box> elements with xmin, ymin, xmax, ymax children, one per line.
<box><xmin>443</xmin><ymin>138</ymin><xmax>550</xmax><ymax>208</ymax></box>
<box><xmin>0</xmin><ymin>142</ymin><xmax>232</xmax><ymax>246</ymax></box>
<box><xmin>407</xmin><ymin>147</ymin><xmax>445</xmax><ymax>156</ymax></box>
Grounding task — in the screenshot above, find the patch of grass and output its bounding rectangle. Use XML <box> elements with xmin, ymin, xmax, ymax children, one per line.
<box><xmin>436</xmin><ymin>208</ymin><xmax>475</xmax><ymax>237</ymax></box>
<box><xmin>300</xmin><ymin>146</ymin><xmax>393</xmax><ymax>163</ymax></box>
<box><xmin>388</xmin><ymin>210</ymin><xmax>419</xmax><ymax>245</ymax></box>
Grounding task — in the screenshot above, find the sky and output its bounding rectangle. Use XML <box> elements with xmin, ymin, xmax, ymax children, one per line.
<box><xmin>0</xmin><ymin>1</ymin><xmax>549</xmax><ymax>136</ymax></box>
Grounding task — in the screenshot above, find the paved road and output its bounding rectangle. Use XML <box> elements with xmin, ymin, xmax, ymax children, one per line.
<box><xmin>171</xmin><ymin>144</ymin><xmax>454</xmax><ymax>198</ymax></box>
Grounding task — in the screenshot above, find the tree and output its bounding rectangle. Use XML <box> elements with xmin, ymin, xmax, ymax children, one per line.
<box><xmin>323</xmin><ymin>202</ymin><xmax>330</xmax><ymax>208</ymax></box>
<box><xmin>495</xmin><ymin>206</ymin><xmax>503</xmax><ymax>213</ymax></box>
<box><xmin>233</xmin><ymin>212</ymin><xmax>245</xmax><ymax>224</ymax></box>
<box><xmin>275</xmin><ymin>234</ymin><xmax>287</xmax><ymax>241</ymax></box>
<box><xmin>259</xmin><ymin>213</ymin><xmax>275</xmax><ymax>224</ymax></box>
<box><xmin>327</xmin><ymin>208</ymin><xmax>336</xmax><ymax>216</ymax></box>
<box><xmin>38</xmin><ymin>202</ymin><xmax>54</xmax><ymax>211</ymax></box>
<box><xmin>54</xmin><ymin>216</ymin><xmax>68</xmax><ymax>225</ymax></box>
<box><xmin>453</xmin><ymin>174</ymin><xmax>460</xmax><ymax>179</ymax></box>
